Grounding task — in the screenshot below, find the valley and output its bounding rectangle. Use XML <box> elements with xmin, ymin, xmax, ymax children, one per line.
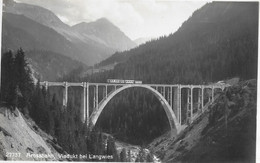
<box><xmin>0</xmin><ymin>1</ymin><xmax>258</xmax><ymax>162</ymax></box>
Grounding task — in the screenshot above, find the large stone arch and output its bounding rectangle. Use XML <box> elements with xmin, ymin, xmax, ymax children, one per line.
<box><xmin>88</xmin><ymin>84</ymin><xmax>181</xmax><ymax>135</ymax></box>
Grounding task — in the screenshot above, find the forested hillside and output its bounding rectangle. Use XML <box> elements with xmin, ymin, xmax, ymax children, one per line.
<box><xmin>25</xmin><ymin>50</ymin><xmax>87</xmax><ymax>81</ymax></box>
<box><xmin>95</xmin><ymin>2</ymin><xmax>258</xmax><ymax>84</ymax></box>
<box><xmin>0</xmin><ymin>49</ymin><xmax>121</xmax><ymax>161</ymax></box>
<box><xmin>75</xmin><ymin>2</ymin><xmax>258</xmax><ymax>145</ymax></box>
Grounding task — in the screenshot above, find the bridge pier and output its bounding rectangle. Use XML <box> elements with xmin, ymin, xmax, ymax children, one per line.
<box><xmin>178</xmin><ymin>85</ymin><xmax>181</xmax><ymax>124</ymax></box>
<box><xmin>191</xmin><ymin>87</ymin><xmax>193</xmax><ymax>123</ymax></box>
<box><xmin>96</xmin><ymin>85</ymin><xmax>99</xmax><ymax>109</ymax></box>
<box><xmin>93</xmin><ymin>86</ymin><xmax>96</xmax><ymax>109</ymax></box>
<box><xmin>44</xmin><ymin>81</ymin><xmax>48</xmax><ymax>91</ymax></box>
<box><xmin>81</xmin><ymin>82</ymin><xmax>86</xmax><ymax>123</ymax></box>
<box><xmin>186</xmin><ymin>88</ymin><xmax>190</xmax><ymax>124</ymax></box>
<box><xmin>173</xmin><ymin>86</ymin><xmax>181</xmax><ymax>124</ymax></box>
<box><xmin>198</xmin><ymin>88</ymin><xmax>202</xmax><ymax>112</ymax></box>
<box><xmin>167</xmin><ymin>87</ymin><xmax>170</xmax><ymax>105</ymax></box>
<box><xmin>201</xmin><ymin>86</ymin><xmax>204</xmax><ymax>111</ymax></box>
<box><xmin>62</xmin><ymin>82</ymin><xmax>68</xmax><ymax>107</ymax></box>
<box><xmin>86</xmin><ymin>83</ymin><xmax>89</xmax><ymax>126</ymax></box>
<box><xmin>212</xmin><ymin>86</ymin><xmax>215</xmax><ymax>102</ymax></box>
<box><xmin>170</xmin><ymin>87</ymin><xmax>173</xmax><ymax>108</ymax></box>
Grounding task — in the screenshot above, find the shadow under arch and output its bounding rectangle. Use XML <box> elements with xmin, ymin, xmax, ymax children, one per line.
<box><xmin>89</xmin><ymin>84</ymin><xmax>181</xmax><ymax>136</ymax></box>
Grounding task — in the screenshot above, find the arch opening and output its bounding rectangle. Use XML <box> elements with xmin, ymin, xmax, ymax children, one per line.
<box><xmin>89</xmin><ymin>85</ymin><xmax>181</xmax><ymax>141</ymax></box>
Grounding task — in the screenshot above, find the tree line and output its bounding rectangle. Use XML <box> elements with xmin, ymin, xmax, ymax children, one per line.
<box><xmin>1</xmin><ymin>49</ymin><xmax>128</xmax><ymax>161</ymax></box>
<box><xmin>1</xmin><ymin>48</ymin><xmax>34</xmax><ymax>114</ymax></box>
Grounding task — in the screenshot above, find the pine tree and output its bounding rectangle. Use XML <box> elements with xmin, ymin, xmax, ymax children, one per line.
<box><xmin>30</xmin><ymin>81</ymin><xmax>44</xmax><ymax>124</ymax></box>
<box><xmin>1</xmin><ymin>50</ymin><xmax>16</xmax><ymax>109</ymax></box>
<box><xmin>14</xmin><ymin>48</ymin><xmax>33</xmax><ymax>112</ymax></box>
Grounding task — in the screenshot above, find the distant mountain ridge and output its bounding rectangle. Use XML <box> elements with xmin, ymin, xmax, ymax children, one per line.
<box><xmin>3</xmin><ymin>0</ymin><xmax>136</xmax><ymax>66</ymax></box>
<box><xmin>2</xmin><ymin>12</ymin><xmax>74</xmax><ymax>59</ymax></box>
<box><xmin>3</xmin><ymin>0</ymin><xmax>68</xmax><ymax>30</ymax></box>
<box><xmin>73</xmin><ymin>18</ymin><xmax>136</xmax><ymax>51</ymax></box>
<box><xmin>2</xmin><ymin>0</ymin><xmax>137</xmax><ymax>80</ymax></box>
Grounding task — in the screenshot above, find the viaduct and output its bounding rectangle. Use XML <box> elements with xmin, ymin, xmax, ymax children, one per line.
<box><xmin>40</xmin><ymin>81</ymin><xmax>229</xmax><ymax>136</ymax></box>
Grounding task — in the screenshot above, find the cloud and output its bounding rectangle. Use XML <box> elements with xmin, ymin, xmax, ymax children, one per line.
<box><xmin>15</xmin><ymin>0</ymin><xmax>208</xmax><ymax>40</ymax></box>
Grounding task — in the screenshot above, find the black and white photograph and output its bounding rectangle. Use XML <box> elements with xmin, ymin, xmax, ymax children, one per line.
<box><xmin>0</xmin><ymin>0</ymin><xmax>258</xmax><ymax>162</ymax></box>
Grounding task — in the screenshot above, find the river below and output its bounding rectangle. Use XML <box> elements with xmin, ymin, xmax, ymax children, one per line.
<box><xmin>101</xmin><ymin>132</ymin><xmax>161</xmax><ymax>162</ymax></box>
<box><xmin>115</xmin><ymin>140</ymin><xmax>161</xmax><ymax>162</ymax></box>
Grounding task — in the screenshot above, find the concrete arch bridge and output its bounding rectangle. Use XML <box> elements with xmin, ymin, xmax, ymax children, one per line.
<box><xmin>40</xmin><ymin>81</ymin><xmax>229</xmax><ymax>136</ymax></box>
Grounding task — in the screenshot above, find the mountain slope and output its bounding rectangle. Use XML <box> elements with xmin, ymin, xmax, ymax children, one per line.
<box><xmin>2</xmin><ymin>8</ymin><xmax>112</xmax><ymax>66</ymax></box>
<box><xmin>91</xmin><ymin>2</ymin><xmax>258</xmax><ymax>84</ymax></box>
<box><xmin>2</xmin><ymin>12</ymin><xmax>89</xmax><ymax>81</ymax></box>
<box><xmin>3</xmin><ymin>0</ymin><xmax>68</xmax><ymax>30</ymax></box>
<box><xmin>2</xmin><ymin>13</ymin><xmax>74</xmax><ymax>58</ymax></box>
<box><xmin>3</xmin><ymin>0</ymin><xmax>136</xmax><ymax>65</ymax></box>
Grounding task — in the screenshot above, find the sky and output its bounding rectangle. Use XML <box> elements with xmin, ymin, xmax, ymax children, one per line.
<box><xmin>15</xmin><ymin>0</ymin><xmax>210</xmax><ymax>40</ymax></box>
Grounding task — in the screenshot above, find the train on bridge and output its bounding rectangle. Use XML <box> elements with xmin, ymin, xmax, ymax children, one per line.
<box><xmin>107</xmin><ymin>79</ymin><xmax>142</xmax><ymax>84</ymax></box>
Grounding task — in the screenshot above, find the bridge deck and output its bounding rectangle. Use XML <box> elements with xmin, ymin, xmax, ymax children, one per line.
<box><xmin>40</xmin><ymin>81</ymin><xmax>228</xmax><ymax>88</ymax></box>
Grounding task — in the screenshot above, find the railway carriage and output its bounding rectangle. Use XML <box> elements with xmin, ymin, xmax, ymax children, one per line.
<box><xmin>107</xmin><ymin>79</ymin><xmax>142</xmax><ymax>84</ymax></box>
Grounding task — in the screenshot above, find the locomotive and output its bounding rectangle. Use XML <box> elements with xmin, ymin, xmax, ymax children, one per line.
<box><xmin>107</xmin><ymin>79</ymin><xmax>142</xmax><ymax>84</ymax></box>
